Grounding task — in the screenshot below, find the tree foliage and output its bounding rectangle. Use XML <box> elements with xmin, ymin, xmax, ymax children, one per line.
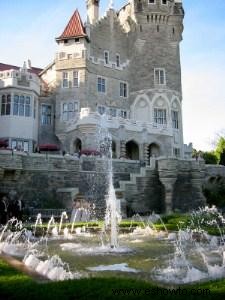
<box><xmin>202</xmin><ymin>151</ymin><xmax>218</xmax><ymax>164</ymax></box>
<box><xmin>215</xmin><ymin>137</ymin><xmax>225</xmax><ymax>166</ymax></box>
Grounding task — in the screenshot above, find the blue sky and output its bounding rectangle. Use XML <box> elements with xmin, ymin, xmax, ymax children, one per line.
<box><xmin>0</xmin><ymin>0</ymin><xmax>225</xmax><ymax>151</ymax></box>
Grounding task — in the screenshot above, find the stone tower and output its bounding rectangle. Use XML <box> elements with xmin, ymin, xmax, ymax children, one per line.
<box><xmin>117</xmin><ymin>0</ymin><xmax>185</xmax><ymax>158</ymax></box>
<box><xmin>86</xmin><ymin>0</ymin><xmax>100</xmax><ymax>24</ymax></box>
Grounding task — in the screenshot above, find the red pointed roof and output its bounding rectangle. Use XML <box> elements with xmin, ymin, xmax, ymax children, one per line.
<box><xmin>57</xmin><ymin>9</ymin><xmax>87</xmax><ymax>40</ymax></box>
<box><xmin>0</xmin><ymin>63</ymin><xmax>43</xmax><ymax>75</ymax></box>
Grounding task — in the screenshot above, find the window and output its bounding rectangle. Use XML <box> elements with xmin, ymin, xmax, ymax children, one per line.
<box><xmin>154</xmin><ymin>108</ymin><xmax>167</xmax><ymax>124</ymax></box>
<box><xmin>116</xmin><ymin>54</ymin><xmax>120</xmax><ymax>67</ymax></box>
<box><xmin>172</xmin><ymin>110</ymin><xmax>179</xmax><ymax>129</ymax></box>
<box><xmin>62</xmin><ymin>102</ymin><xmax>79</xmax><ymax>121</ymax></box>
<box><xmin>59</xmin><ymin>52</ymin><xmax>66</xmax><ymax>59</ymax></box>
<box><xmin>41</xmin><ymin>104</ymin><xmax>52</xmax><ymax>125</ymax></box>
<box><xmin>73</xmin><ymin>71</ymin><xmax>79</xmax><ymax>87</ymax></box>
<box><xmin>62</xmin><ymin>72</ymin><xmax>69</xmax><ymax>88</ymax></box>
<box><xmin>74</xmin><ymin>102</ymin><xmax>79</xmax><ymax>112</ymax></box>
<box><xmin>149</xmin><ymin>0</ymin><xmax>155</xmax><ymax>3</ymax></box>
<box><xmin>1</xmin><ymin>94</ymin><xmax>11</xmax><ymax>115</ymax></box>
<box><xmin>13</xmin><ymin>95</ymin><xmax>19</xmax><ymax>115</ymax></box>
<box><xmin>120</xmin><ymin>110</ymin><xmax>127</xmax><ymax>119</ymax></box>
<box><xmin>25</xmin><ymin>96</ymin><xmax>31</xmax><ymax>117</ymax></box>
<box><xmin>161</xmin><ymin>0</ymin><xmax>167</xmax><ymax>4</ymax></box>
<box><xmin>34</xmin><ymin>99</ymin><xmax>37</xmax><ymax>119</ymax></box>
<box><xmin>11</xmin><ymin>140</ymin><xmax>29</xmax><ymax>152</ymax></box>
<box><xmin>173</xmin><ymin>148</ymin><xmax>180</xmax><ymax>158</ymax></box>
<box><xmin>68</xmin><ymin>54</ymin><xmax>72</xmax><ymax>59</ymax></box>
<box><xmin>11</xmin><ymin>140</ymin><xmax>17</xmax><ymax>150</ymax></box>
<box><xmin>154</xmin><ymin>68</ymin><xmax>166</xmax><ymax>85</ymax></box>
<box><xmin>109</xmin><ymin>108</ymin><xmax>117</xmax><ymax>117</ymax></box>
<box><xmin>97</xmin><ymin>77</ymin><xmax>106</xmax><ymax>93</ymax></box>
<box><xmin>75</xmin><ymin>38</ymin><xmax>80</xmax><ymax>43</ymax></box>
<box><xmin>98</xmin><ymin>106</ymin><xmax>106</xmax><ymax>115</ymax></box>
<box><xmin>23</xmin><ymin>141</ymin><xmax>29</xmax><ymax>152</ymax></box>
<box><xmin>120</xmin><ymin>82</ymin><xmax>128</xmax><ymax>98</ymax></box>
<box><xmin>13</xmin><ymin>95</ymin><xmax>31</xmax><ymax>117</ymax></box>
<box><xmin>104</xmin><ymin>51</ymin><xmax>109</xmax><ymax>65</ymax></box>
<box><xmin>19</xmin><ymin>96</ymin><xmax>25</xmax><ymax>116</ymax></box>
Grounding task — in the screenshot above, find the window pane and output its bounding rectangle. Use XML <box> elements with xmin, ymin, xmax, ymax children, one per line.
<box><xmin>25</xmin><ymin>105</ymin><xmax>30</xmax><ymax>117</ymax></box>
<box><xmin>154</xmin><ymin>108</ymin><xmax>167</xmax><ymax>124</ymax></box>
<box><xmin>17</xmin><ymin>141</ymin><xmax>23</xmax><ymax>151</ymax></box>
<box><xmin>13</xmin><ymin>95</ymin><xmax>19</xmax><ymax>115</ymax></box>
<box><xmin>102</xmin><ymin>79</ymin><xmax>105</xmax><ymax>92</ymax></box>
<box><xmin>74</xmin><ymin>102</ymin><xmax>78</xmax><ymax>111</ymax></box>
<box><xmin>73</xmin><ymin>71</ymin><xmax>79</xmax><ymax>87</ymax></box>
<box><xmin>19</xmin><ymin>96</ymin><xmax>25</xmax><ymax>116</ymax></box>
<box><xmin>24</xmin><ymin>141</ymin><xmax>29</xmax><ymax>152</ymax></box>
<box><xmin>12</xmin><ymin>140</ymin><xmax>17</xmax><ymax>150</ymax></box>
<box><xmin>41</xmin><ymin>105</ymin><xmax>51</xmax><ymax>125</ymax></box>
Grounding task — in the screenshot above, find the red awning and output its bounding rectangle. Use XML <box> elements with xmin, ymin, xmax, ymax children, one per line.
<box><xmin>38</xmin><ymin>144</ymin><xmax>60</xmax><ymax>151</ymax></box>
<box><xmin>0</xmin><ymin>139</ymin><xmax>8</xmax><ymax>147</ymax></box>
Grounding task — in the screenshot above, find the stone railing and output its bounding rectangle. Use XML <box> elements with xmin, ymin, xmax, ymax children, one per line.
<box><xmin>67</xmin><ymin>111</ymin><xmax>172</xmax><ymax>135</ymax></box>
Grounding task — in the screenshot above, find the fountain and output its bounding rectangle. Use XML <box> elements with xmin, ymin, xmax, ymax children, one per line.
<box><xmin>1</xmin><ymin>205</ymin><xmax>225</xmax><ymax>283</ymax></box>
<box><xmin>1</xmin><ymin>116</ymin><xmax>225</xmax><ymax>284</ymax></box>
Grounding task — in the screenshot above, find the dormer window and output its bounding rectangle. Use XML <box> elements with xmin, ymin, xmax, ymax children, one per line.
<box><xmin>104</xmin><ymin>51</ymin><xmax>109</xmax><ymax>65</ymax></box>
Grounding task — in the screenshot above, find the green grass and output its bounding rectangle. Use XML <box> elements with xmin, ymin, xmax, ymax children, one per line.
<box><xmin>23</xmin><ymin>214</ymin><xmax>225</xmax><ymax>236</ymax></box>
<box><xmin>1</xmin><ymin>258</ymin><xmax>225</xmax><ymax>299</ymax></box>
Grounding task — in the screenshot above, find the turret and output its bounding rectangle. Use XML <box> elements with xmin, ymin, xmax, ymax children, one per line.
<box><xmin>86</xmin><ymin>0</ymin><xmax>100</xmax><ymax>25</ymax></box>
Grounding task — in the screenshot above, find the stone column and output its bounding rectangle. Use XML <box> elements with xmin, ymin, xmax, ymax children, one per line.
<box><xmin>120</xmin><ymin>140</ymin><xmax>126</xmax><ymax>158</ymax></box>
<box><xmin>159</xmin><ymin>178</ymin><xmax>176</xmax><ymax>214</ymax></box>
<box><xmin>143</xmin><ymin>143</ymin><xmax>149</xmax><ymax>165</ymax></box>
<box><xmin>158</xmin><ymin>158</ymin><xmax>178</xmax><ymax>214</ymax></box>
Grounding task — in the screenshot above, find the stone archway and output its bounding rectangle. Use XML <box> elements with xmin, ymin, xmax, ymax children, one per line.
<box><xmin>148</xmin><ymin>143</ymin><xmax>160</xmax><ymax>159</ymax></box>
<box><xmin>74</xmin><ymin>138</ymin><xmax>82</xmax><ymax>153</ymax></box>
<box><xmin>126</xmin><ymin>141</ymin><xmax>139</xmax><ymax>160</ymax></box>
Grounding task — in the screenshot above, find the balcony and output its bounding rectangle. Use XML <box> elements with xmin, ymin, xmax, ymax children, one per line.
<box><xmin>66</xmin><ymin>109</ymin><xmax>172</xmax><ymax>136</ymax></box>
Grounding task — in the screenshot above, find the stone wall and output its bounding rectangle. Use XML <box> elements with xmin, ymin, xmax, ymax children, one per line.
<box><xmin>1</xmin><ymin>152</ymin><xmax>225</xmax><ymax>218</ymax></box>
<box><xmin>0</xmin><ymin>152</ymin><xmax>140</xmax><ymax>217</ymax></box>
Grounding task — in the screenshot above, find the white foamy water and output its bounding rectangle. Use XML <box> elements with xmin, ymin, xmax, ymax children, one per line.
<box><xmin>24</xmin><ymin>252</ymin><xmax>81</xmax><ymax>281</ymax></box>
<box><xmin>60</xmin><ymin>243</ymin><xmax>132</xmax><ymax>255</ymax></box>
<box><xmin>87</xmin><ymin>263</ymin><xmax>139</xmax><ymax>273</ymax></box>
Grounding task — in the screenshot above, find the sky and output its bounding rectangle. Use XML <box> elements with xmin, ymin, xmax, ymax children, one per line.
<box><xmin>0</xmin><ymin>0</ymin><xmax>225</xmax><ymax>151</ymax></box>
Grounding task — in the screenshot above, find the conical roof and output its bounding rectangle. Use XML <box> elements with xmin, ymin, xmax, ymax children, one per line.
<box><xmin>56</xmin><ymin>9</ymin><xmax>87</xmax><ymax>40</ymax></box>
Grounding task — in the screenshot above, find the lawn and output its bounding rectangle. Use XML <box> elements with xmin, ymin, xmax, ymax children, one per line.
<box><xmin>0</xmin><ymin>258</ymin><xmax>225</xmax><ymax>300</ymax></box>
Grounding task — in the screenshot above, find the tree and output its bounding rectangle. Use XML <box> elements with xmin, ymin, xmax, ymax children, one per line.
<box><xmin>215</xmin><ymin>137</ymin><xmax>225</xmax><ymax>166</ymax></box>
<box><xmin>202</xmin><ymin>151</ymin><xmax>218</xmax><ymax>164</ymax></box>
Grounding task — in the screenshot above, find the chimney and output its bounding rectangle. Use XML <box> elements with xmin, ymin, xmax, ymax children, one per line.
<box><xmin>86</xmin><ymin>0</ymin><xmax>100</xmax><ymax>25</ymax></box>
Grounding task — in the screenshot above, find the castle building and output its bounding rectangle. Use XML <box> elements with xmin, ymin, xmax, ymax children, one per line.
<box><xmin>0</xmin><ymin>0</ymin><xmax>188</xmax><ymax>163</ymax></box>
